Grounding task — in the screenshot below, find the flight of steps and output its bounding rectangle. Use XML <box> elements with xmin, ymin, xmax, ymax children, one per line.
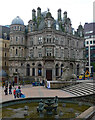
<box><xmin>62</xmin><ymin>83</ymin><xmax>95</xmax><ymax>96</ymax></box>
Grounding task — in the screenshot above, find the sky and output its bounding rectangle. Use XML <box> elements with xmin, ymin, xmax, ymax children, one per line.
<box><xmin>0</xmin><ymin>0</ymin><xmax>94</xmax><ymax>30</ymax></box>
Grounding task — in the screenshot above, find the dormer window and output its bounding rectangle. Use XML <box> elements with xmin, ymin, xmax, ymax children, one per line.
<box><xmin>56</xmin><ymin>24</ymin><xmax>59</xmax><ymax>30</ymax></box>
<box><xmin>80</xmin><ymin>31</ymin><xmax>82</xmax><ymax>37</ymax></box>
<box><xmin>48</xmin><ymin>20</ymin><xmax>51</xmax><ymax>27</ymax></box>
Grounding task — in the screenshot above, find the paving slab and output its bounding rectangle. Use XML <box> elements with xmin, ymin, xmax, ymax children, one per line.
<box><xmin>1</xmin><ymin>85</ymin><xmax>75</xmax><ymax>103</ymax></box>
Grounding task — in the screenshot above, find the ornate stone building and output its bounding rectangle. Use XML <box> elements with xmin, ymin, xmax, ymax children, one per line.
<box><xmin>0</xmin><ymin>25</ymin><xmax>10</xmax><ymax>76</ymax></box>
<box><xmin>9</xmin><ymin>7</ymin><xmax>85</xmax><ymax>83</ymax></box>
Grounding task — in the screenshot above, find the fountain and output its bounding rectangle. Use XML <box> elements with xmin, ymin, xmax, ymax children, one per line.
<box><xmin>1</xmin><ymin>95</ymin><xmax>93</xmax><ymax>119</ymax></box>
<box><xmin>37</xmin><ymin>96</ymin><xmax>58</xmax><ymax>115</ymax></box>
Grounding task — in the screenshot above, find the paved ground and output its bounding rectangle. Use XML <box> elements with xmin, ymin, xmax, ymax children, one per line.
<box><xmin>1</xmin><ymin>85</ymin><xmax>75</xmax><ymax>102</ymax></box>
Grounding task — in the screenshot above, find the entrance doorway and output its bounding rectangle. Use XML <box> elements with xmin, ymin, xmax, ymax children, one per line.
<box><xmin>46</xmin><ymin>70</ymin><xmax>52</xmax><ymax>81</ymax></box>
<box><xmin>14</xmin><ymin>77</ymin><xmax>17</xmax><ymax>83</ymax></box>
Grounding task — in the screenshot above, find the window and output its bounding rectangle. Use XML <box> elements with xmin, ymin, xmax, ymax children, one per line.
<box><xmin>20</xmin><ymin>27</ymin><xmax>22</xmax><ymax>31</ymax></box>
<box><xmin>48</xmin><ymin>20</ymin><xmax>51</xmax><ymax>27</ymax></box>
<box><xmin>47</xmin><ymin>35</ymin><xmax>52</xmax><ymax>43</ymax></box>
<box><xmin>21</xmin><ymin>63</ymin><xmax>23</xmax><ymax>66</ymax></box>
<box><xmin>15</xmin><ymin>69</ymin><xmax>18</xmax><ymax>72</ymax></box>
<box><xmin>10</xmin><ymin>37</ymin><xmax>12</xmax><ymax>43</ymax></box>
<box><xmin>55</xmin><ymin>37</ymin><xmax>59</xmax><ymax>44</ymax></box>
<box><xmin>55</xmin><ymin>48</ymin><xmax>59</xmax><ymax>57</ymax></box>
<box><xmin>90</xmin><ymin>47</ymin><xmax>93</xmax><ymax>50</ymax></box>
<box><xmin>80</xmin><ymin>31</ymin><xmax>82</xmax><ymax>37</ymax></box>
<box><xmin>46</xmin><ymin>48</ymin><xmax>52</xmax><ymax>56</ymax></box>
<box><xmin>38</xmin><ymin>49</ymin><xmax>42</xmax><ymax>57</ymax></box>
<box><xmin>86</xmin><ymin>47</ymin><xmax>88</xmax><ymax>50</ymax></box>
<box><xmin>61</xmin><ymin>64</ymin><xmax>64</xmax><ymax>76</ymax></box>
<box><xmin>16</xmin><ymin>49</ymin><xmax>18</xmax><ymax>55</ymax></box>
<box><xmin>5</xmin><ymin>53</ymin><xmax>6</xmax><ymax>57</ymax></box>
<box><xmin>90</xmin><ymin>41</ymin><xmax>92</xmax><ymax>44</ymax></box>
<box><xmin>22</xmin><ymin>37</ymin><xmax>23</xmax><ymax>44</ymax></box>
<box><xmin>5</xmin><ymin>43</ymin><xmax>6</xmax><ymax>48</ymax></box>
<box><xmin>87</xmin><ymin>41</ymin><xmax>89</xmax><ymax>44</ymax></box>
<box><xmin>77</xmin><ymin>64</ymin><xmax>79</xmax><ymax>76</ymax></box>
<box><xmin>30</xmin><ymin>49</ymin><xmax>34</xmax><ymax>58</ymax></box>
<box><xmin>14</xmin><ymin>26</ymin><xmax>16</xmax><ymax>30</ymax></box>
<box><xmin>17</xmin><ymin>26</ymin><xmax>19</xmax><ymax>30</ymax></box>
<box><xmin>38</xmin><ymin>36</ymin><xmax>42</xmax><ymax>44</ymax></box>
<box><xmin>32</xmin><ymin>68</ymin><xmax>35</xmax><ymax>76</ymax></box>
<box><xmin>77</xmin><ymin>41</ymin><xmax>78</xmax><ymax>46</ymax></box>
<box><xmin>93</xmin><ymin>40</ymin><xmax>95</xmax><ymax>44</ymax></box>
<box><xmin>38</xmin><ymin>64</ymin><xmax>42</xmax><ymax>76</ymax></box>
<box><xmin>5</xmin><ymin>62</ymin><xmax>6</xmax><ymax>66</ymax></box>
<box><xmin>16</xmin><ymin>37</ymin><xmax>18</xmax><ymax>42</ymax></box>
<box><xmin>26</xmin><ymin>64</ymin><xmax>30</xmax><ymax>76</ymax></box>
<box><xmin>30</xmin><ymin>38</ymin><xmax>33</xmax><ymax>46</ymax></box>
<box><xmin>61</xmin><ymin>49</ymin><xmax>63</xmax><ymax>58</ymax></box>
<box><xmin>56</xmin><ymin>24</ymin><xmax>59</xmax><ymax>30</ymax></box>
<box><xmin>55</xmin><ymin>64</ymin><xmax>59</xmax><ymax>76</ymax></box>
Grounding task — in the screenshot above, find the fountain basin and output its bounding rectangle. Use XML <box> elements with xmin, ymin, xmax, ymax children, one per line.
<box><xmin>1</xmin><ymin>96</ymin><xmax>92</xmax><ymax>119</ymax></box>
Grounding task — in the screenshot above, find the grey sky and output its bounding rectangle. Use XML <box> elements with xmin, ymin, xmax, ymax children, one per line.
<box><xmin>0</xmin><ymin>0</ymin><xmax>94</xmax><ymax>30</ymax></box>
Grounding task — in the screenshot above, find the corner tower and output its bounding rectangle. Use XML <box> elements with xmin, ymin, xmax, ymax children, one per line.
<box><xmin>9</xmin><ymin>16</ymin><xmax>26</xmax><ymax>84</ymax></box>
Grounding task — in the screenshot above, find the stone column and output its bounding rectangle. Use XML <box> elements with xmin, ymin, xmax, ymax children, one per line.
<box><xmin>30</xmin><ymin>67</ymin><xmax>32</xmax><ymax>76</ymax></box>
<box><xmin>53</xmin><ymin>67</ymin><xmax>56</xmax><ymax>81</ymax></box>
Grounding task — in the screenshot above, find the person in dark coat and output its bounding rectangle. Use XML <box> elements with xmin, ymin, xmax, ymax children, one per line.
<box><xmin>4</xmin><ymin>87</ymin><xmax>8</xmax><ymax>95</ymax></box>
<box><xmin>9</xmin><ymin>84</ymin><xmax>12</xmax><ymax>94</ymax></box>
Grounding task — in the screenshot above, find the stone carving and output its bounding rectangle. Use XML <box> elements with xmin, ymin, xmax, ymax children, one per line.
<box><xmin>37</xmin><ymin>96</ymin><xmax>58</xmax><ymax>115</ymax></box>
<box><xmin>61</xmin><ymin>66</ymin><xmax>77</xmax><ymax>81</ymax></box>
<box><xmin>37</xmin><ymin>99</ymin><xmax>44</xmax><ymax>113</ymax></box>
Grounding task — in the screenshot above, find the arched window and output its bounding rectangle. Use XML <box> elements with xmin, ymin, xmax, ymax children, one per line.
<box><xmin>32</xmin><ymin>68</ymin><xmax>35</xmax><ymax>76</ymax></box>
<box><xmin>22</xmin><ymin>37</ymin><xmax>23</xmax><ymax>44</ymax></box>
<box><xmin>16</xmin><ymin>49</ymin><xmax>18</xmax><ymax>55</ymax></box>
<box><xmin>70</xmin><ymin>63</ymin><xmax>73</xmax><ymax>69</ymax></box>
<box><xmin>26</xmin><ymin>64</ymin><xmax>30</xmax><ymax>76</ymax></box>
<box><xmin>77</xmin><ymin>64</ymin><xmax>79</xmax><ymax>76</ymax></box>
<box><xmin>70</xmin><ymin>63</ymin><xmax>73</xmax><ymax>74</ymax></box>
<box><xmin>55</xmin><ymin>64</ymin><xmax>59</xmax><ymax>76</ymax></box>
<box><xmin>61</xmin><ymin>64</ymin><xmax>64</xmax><ymax>76</ymax></box>
<box><xmin>38</xmin><ymin>64</ymin><xmax>42</xmax><ymax>76</ymax></box>
<box><xmin>16</xmin><ymin>37</ymin><xmax>18</xmax><ymax>42</ymax></box>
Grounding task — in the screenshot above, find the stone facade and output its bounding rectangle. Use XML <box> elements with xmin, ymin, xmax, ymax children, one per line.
<box><xmin>0</xmin><ymin>25</ymin><xmax>10</xmax><ymax>76</ymax></box>
<box><xmin>9</xmin><ymin>8</ymin><xmax>85</xmax><ymax>83</ymax></box>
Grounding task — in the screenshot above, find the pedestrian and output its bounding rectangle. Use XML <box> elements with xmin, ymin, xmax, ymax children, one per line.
<box><xmin>13</xmin><ymin>88</ymin><xmax>16</xmax><ymax>98</ymax></box>
<box><xmin>4</xmin><ymin>86</ymin><xmax>8</xmax><ymax>95</ymax></box>
<box><xmin>16</xmin><ymin>86</ymin><xmax>21</xmax><ymax>98</ymax></box>
<box><xmin>2</xmin><ymin>81</ymin><xmax>5</xmax><ymax>88</ymax></box>
<box><xmin>9</xmin><ymin>84</ymin><xmax>12</xmax><ymax>94</ymax></box>
<box><xmin>5</xmin><ymin>81</ymin><xmax>8</xmax><ymax>87</ymax></box>
<box><xmin>18</xmin><ymin>85</ymin><xmax>21</xmax><ymax>89</ymax></box>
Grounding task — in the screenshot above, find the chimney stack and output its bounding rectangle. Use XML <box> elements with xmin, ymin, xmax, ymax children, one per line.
<box><xmin>58</xmin><ymin>9</ymin><xmax>61</xmax><ymax>21</ymax></box>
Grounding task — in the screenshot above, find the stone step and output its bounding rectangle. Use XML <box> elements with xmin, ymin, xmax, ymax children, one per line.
<box><xmin>62</xmin><ymin>83</ymin><xmax>95</xmax><ymax>96</ymax></box>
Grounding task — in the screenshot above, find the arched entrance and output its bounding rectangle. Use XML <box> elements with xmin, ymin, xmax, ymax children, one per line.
<box><xmin>46</xmin><ymin>69</ymin><xmax>52</xmax><ymax>81</ymax></box>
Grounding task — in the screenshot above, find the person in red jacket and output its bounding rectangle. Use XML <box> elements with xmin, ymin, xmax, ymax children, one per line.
<box><xmin>13</xmin><ymin>88</ymin><xmax>16</xmax><ymax>98</ymax></box>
